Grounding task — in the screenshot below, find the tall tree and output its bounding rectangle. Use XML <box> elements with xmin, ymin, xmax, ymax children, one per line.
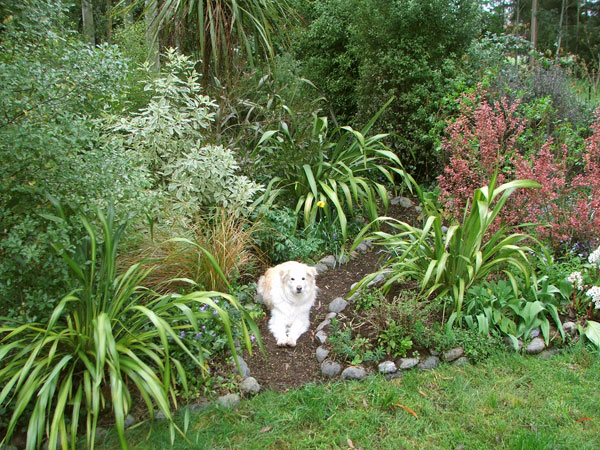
<box><xmin>530</xmin><ymin>0</ymin><xmax>538</xmax><ymax>64</ymax></box>
<box><xmin>145</xmin><ymin>0</ymin><xmax>160</xmax><ymax>71</ymax></box>
<box><xmin>82</xmin><ymin>0</ymin><xmax>96</xmax><ymax>46</ymax></box>
<box><xmin>555</xmin><ymin>0</ymin><xmax>567</xmax><ymax>59</ymax></box>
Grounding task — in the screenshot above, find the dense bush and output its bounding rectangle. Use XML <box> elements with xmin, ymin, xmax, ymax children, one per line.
<box><xmin>0</xmin><ymin>0</ymin><xmax>152</xmax><ymax>320</ymax></box>
<box><xmin>295</xmin><ymin>0</ymin><xmax>481</xmax><ymax>179</ymax></box>
<box><xmin>438</xmin><ymin>90</ymin><xmax>600</xmax><ymax>253</ymax></box>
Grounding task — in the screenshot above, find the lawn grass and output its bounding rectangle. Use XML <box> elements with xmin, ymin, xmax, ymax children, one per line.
<box><xmin>97</xmin><ymin>348</ymin><xmax>600</xmax><ymax>449</ymax></box>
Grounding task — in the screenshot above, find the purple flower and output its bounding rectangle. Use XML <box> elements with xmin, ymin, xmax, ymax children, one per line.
<box><xmin>250</xmin><ymin>335</ymin><xmax>256</xmax><ymax>342</ymax></box>
<box><xmin>179</xmin><ymin>331</ymin><xmax>186</xmax><ymax>338</ymax></box>
<box><xmin>195</xmin><ymin>332</ymin><xmax>202</xmax><ymax>340</ymax></box>
<box><xmin>333</xmin><ymin>233</ymin><xmax>337</xmax><ymax>239</ymax></box>
<box><xmin>202</xmin><ymin>325</ymin><xmax>206</xmax><ymax>330</ymax></box>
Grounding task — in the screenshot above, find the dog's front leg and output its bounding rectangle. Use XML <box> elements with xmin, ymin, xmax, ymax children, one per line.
<box><xmin>268</xmin><ymin>312</ymin><xmax>290</xmax><ymax>346</ymax></box>
<box><xmin>286</xmin><ymin>316</ymin><xmax>310</xmax><ymax>347</ymax></box>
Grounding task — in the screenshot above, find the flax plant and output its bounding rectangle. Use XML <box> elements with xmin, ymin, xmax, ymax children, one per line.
<box><xmin>352</xmin><ymin>174</ymin><xmax>544</xmax><ymax>328</ymax></box>
<box><xmin>0</xmin><ymin>205</ymin><xmax>261</xmax><ymax>450</ymax></box>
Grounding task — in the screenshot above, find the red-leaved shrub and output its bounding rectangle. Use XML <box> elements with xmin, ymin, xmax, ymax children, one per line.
<box><xmin>438</xmin><ymin>90</ymin><xmax>600</xmax><ymax>253</ymax></box>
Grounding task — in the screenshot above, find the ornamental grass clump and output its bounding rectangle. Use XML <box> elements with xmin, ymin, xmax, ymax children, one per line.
<box><xmin>0</xmin><ymin>205</ymin><xmax>261</xmax><ymax>450</ymax></box>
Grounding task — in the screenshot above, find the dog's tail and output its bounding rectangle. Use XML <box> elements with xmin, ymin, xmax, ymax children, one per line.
<box><xmin>255</xmin><ymin>275</ymin><xmax>267</xmax><ymax>305</ymax></box>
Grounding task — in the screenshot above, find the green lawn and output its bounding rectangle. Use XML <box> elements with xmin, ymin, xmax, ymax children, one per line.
<box><xmin>98</xmin><ymin>349</ymin><xmax>600</xmax><ymax>449</ymax></box>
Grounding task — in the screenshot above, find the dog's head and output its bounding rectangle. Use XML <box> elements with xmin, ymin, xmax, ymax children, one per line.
<box><xmin>280</xmin><ymin>262</ymin><xmax>317</xmax><ymax>296</ymax></box>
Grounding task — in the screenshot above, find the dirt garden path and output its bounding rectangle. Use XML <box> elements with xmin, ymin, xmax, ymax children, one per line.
<box><xmin>243</xmin><ymin>203</ymin><xmax>418</xmax><ymax>391</ymax></box>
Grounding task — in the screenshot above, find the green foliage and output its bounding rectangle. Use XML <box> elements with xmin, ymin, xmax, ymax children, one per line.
<box><xmin>107</xmin><ymin>49</ymin><xmax>262</xmax><ymax>217</ymax></box>
<box><xmin>328</xmin><ymin>318</ymin><xmax>385</xmax><ymax>366</ymax></box>
<box><xmin>0</xmin><ymin>0</ymin><xmax>152</xmax><ymax>320</ymax></box>
<box><xmin>353</xmin><ymin>175</ymin><xmax>542</xmax><ymax>328</ymax></box>
<box><xmin>258</xmin><ymin>100</ymin><xmax>414</xmax><ymax>241</ymax></box>
<box><xmin>253</xmin><ymin>206</ymin><xmax>345</xmax><ymax>264</ymax></box>
<box><xmin>0</xmin><ymin>206</ymin><xmax>260</xmax><ymax>450</ymax></box>
<box><xmin>376</xmin><ymin>321</ymin><xmax>413</xmax><ymax>358</ymax></box>
<box><xmin>295</xmin><ymin>0</ymin><xmax>482</xmax><ymax>179</ymax></box>
<box><xmin>353</xmin><ymin>289</ymin><xmax>383</xmax><ymax>312</ymax></box>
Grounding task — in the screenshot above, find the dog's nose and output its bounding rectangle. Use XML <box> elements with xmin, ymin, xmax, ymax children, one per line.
<box><xmin>296</xmin><ymin>286</ymin><xmax>303</xmax><ymax>293</ymax></box>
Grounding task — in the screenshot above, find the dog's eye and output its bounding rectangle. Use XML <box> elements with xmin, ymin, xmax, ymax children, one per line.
<box><xmin>302</xmin><ymin>277</ymin><xmax>305</xmax><ymax>280</ymax></box>
<box><xmin>290</xmin><ymin>277</ymin><xmax>295</xmax><ymax>281</ymax></box>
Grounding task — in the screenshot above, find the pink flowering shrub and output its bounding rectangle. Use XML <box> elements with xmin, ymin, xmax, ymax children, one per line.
<box><xmin>438</xmin><ymin>90</ymin><xmax>600</xmax><ymax>252</ymax></box>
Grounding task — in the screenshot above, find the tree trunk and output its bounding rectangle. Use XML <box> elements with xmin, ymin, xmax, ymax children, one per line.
<box><xmin>530</xmin><ymin>0</ymin><xmax>538</xmax><ymax>65</ymax></box>
<box><xmin>555</xmin><ymin>0</ymin><xmax>567</xmax><ymax>60</ymax></box>
<box><xmin>145</xmin><ymin>0</ymin><xmax>160</xmax><ymax>72</ymax></box>
<box><xmin>106</xmin><ymin>0</ymin><xmax>113</xmax><ymax>42</ymax></box>
<box><xmin>82</xmin><ymin>0</ymin><xmax>96</xmax><ymax>46</ymax></box>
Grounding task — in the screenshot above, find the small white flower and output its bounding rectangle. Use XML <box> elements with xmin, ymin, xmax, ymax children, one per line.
<box><xmin>586</xmin><ymin>286</ymin><xmax>600</xmax><ymax>309</ymax></box>
<box><xmin>567</xmin><ymin>271</ymin><xmax>584</xmax><ymax>291</ymax></box>
<box><xmin>589</xmin><ymin>246</ymin><xmax>600</xmax><ymax>267</ymax></box>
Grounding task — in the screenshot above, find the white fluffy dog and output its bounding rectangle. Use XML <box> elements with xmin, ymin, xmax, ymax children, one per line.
<box><xmin>256</xmin><ymin>261</ymin><xmax>318</xmax><ymax>347</ymax></box>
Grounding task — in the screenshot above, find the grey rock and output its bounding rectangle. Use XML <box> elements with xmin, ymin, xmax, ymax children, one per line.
<box><xmin>429</xmin><ymin>349</ymin><xmax>440</xmax><ymax>356</ymax></box>
<box><xmin>443</xmin><ymin>347</ymin><xmax>464</xmax><ymax>362</ymax></box>
<box><xmin>337</xmin><ymin>254</ymin><xmax>349</xmax><ymax>265</ymax></box>
<box><xmin>329</xmin><ymin>297</ymin><xmax>348</xmax><ymax>313</ymax></box>
<box><xmin>125</xmin><ymin>414</ymin><xmax>136</xmax><ymax>428</ymax></box>
<box><xmin>441</xmin><ymin>226</ymin><xmax>449</xmax><ymax>233</ymax></box>
<box><xmin>349</xmin><ymin>251</ymin><xmax>359</xmax><ymax>260</ymax></box>
<box><xmin>529</xmin><ymin>327</ymin><xmax>541</xmax><ymax>338</ymax></box>
<box><xmin>378</xmin><ymin>361</ymin><xmax>397</xmax><ymax>374</ymax></box>
<box><xmin>539</xmin><ymin>348</ymin><xmax>560</xmax><ymax>360</ymax></box>
<box><xmin>188</xmin><ymin>402</ymin><xmax>210</xmax><ymax>413</ymax></box>
<box><xmin>453</xmin><ymin>357</ymin><xmax>470</xmax><ymax>366</ymax></box>
<box><xmin>419</xmin><ymin>356</ymin><xmax>440</xmax><ymax>370</ymax></box>
<box><xmin>391</xmin><ymin>196</ymin><xmax>414</xmax><ymax>208</ymax></box>
<box><xmin>563</xmin><ymin>321</ymin><xmax>577</xmax><ymax>335</ymax></box>
<box><xmin>341</xmin><ymin>366</ymin><xmax>368</xmax><ymax>380</ymax></box>
<box><xmin>240</xmin><ymin>377</ymin><xmax>261</xmax><ymax>395</ymax></box>
<box><xmin>316</xmin><ymin>319</ymin><xmax>331</xmax><ymax>331</ymax></box>
<box><xmin>414</xmin><ymin>206</ymin><xmax>422</xmax><ymax>213</ymax></box>
<box><xmin>254</xmin><ymin>292</ymin><xmax>264</xmax><ymax>304</ymax></box>
<box><xmin>525</xmin><ymin>337</ymin><xmax>546</xmax><ymax>355</ymax></box>
<box><xmin>503</xmin><ymin>336</ymin><xmax>524</xmax><ymax>350</ymax></box>
<box><xmin>155</xmin><ymin>410</ymin><xmax>167</xmax><ymax>420</ymax></box>
<box><xmin>217</xmin><ymin>393</ymin><xmax>241</xmax><ymax>409</ymax></box>
<box><xmin>350</xmin><ymin>281</ymin><xmax>359</xmax><ymax>291</ymax></box>
<box><xmin>356</xmin><ymin>242</ymin><xmax>369</xmax><ymax>254</ymax></box>
<box><xmin>363</xmin><ymin>239</ymin><xmax>374</xmax><ymax>248</ymax></box>
<box><xmin>367</xmin><ymin>273</ymin><xmax>386</xmax><ymax>288</ymax></box>
<box><xmin>397</xmin><ymin>357</ymin><xmax>419</xmax><ymax>370</ymax></box>
<box><xmin>385</xmin><ymin>371</ymin><xmax>404</xmax><ymax>381</ymax></box>
<box><xmin>325</xmin><ymin>312</ymin><xmax>337</xmax><ymax>320</ymax></box>
<box><xmin>232</xmin><ymin>355</ymin><xmax>251</xmax><ymax>378</ymax></box>
<box><xmin>347</xmin><ymin>290</ymin><xmax>361</xmax><ymax>302</ymax></box>
<box><xmin>321</xmin><ymin>360</ymin><xmax>342</xmax><ymax>377</ymax></box>
<box><xmin>316</xmin><ymin>346</ymin><xmax>330</xmax><ymax>363</ymax></box>
<box><xmin>314</xmin><ymin>263</ymin><xmax>329</xmax><ymax>274</ymax></box>
<box><xmin>319</xmin><ymin>255</ymin><xmax>337</xmax><ymax>268</ymax></box>
<box><xmin>315</xmin><ymin>330</ymin><xmax>328</xmax><ymax>344</ymax></box>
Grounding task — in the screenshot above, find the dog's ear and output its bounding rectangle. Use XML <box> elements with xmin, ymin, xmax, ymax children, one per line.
<box><xmin>309</xmin><ymin>266</ymin><xmax>317</xmax><ymax>277</ymax></box>
<box><xmin>279</xmin><ymin>268</ymin><xmax>288</xmax><ymax>280</ymax></box>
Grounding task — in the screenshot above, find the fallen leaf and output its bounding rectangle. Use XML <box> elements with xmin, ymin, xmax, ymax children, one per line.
<box><xmin>347</xmin><ymin>438</ymin><xmax>355</xmax><ymax>449</ymax></box>
<box><xmin>394</xmin><ymin>403</ymin><xmax>418</xmax><ymax>418</ymax></box>
<box><xmin>362</xmin><ymin>398</ymin><xmax>369</xmax><ymax>409</ymax></box>
<box><xmin>576</xmin><ymin>417</ymin><xmax>591</xmax><ymax>423</ymax></box>
<box><xmin>260</xmin><ymin>426</ymin><xmax>272</xmax><ymax>433</ymax></box>
<box><xmin>418</xmin><ymin>389</ymin><xmax>428</xmax><ymax>397</ymax></box>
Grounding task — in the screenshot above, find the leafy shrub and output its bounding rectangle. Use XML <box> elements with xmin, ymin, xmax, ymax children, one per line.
<box><xmin>353</xmin><ymin>289</ymin><xmax>383</xmax><ymax>312</ymax></box>
<box><xmin>0</xmin><ymin>0</ymin><xmax>152</xmax><ymax>320</ymax></box>
<box><xmin>376</xmin><ymin>321</ymin><xmax>413</xmax><ymax>358</ymax></box>
<box><xmin>253</xmin><ymin>206</ymin><xmax>346</xmax><ymax>264</ymax></box>
<box><xmin>353</xmin><ymin>175</ymin><xmax>542</xmax><ymax>328</ymax></box>
<box><xmin>295</xmin><ymin>0</ymin><xmax>481</xmax><ymax>179</ymax></box>
<box><xmin>107</xmin><ymin>49</ymin><xmax>262</xmax><ymax>217</ymax></box>
<box><xmin>0</xmin><ymin>206</ymin><xmax>260</xmax><ymax>450</ymax></box>
<box><xmin>438</xmin><ymin>90</ymin><xmax>600</xmax><ymax>253</ymax></box>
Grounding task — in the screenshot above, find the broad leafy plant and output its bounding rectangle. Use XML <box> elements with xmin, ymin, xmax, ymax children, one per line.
<box><xmin>352</xmin><ymin>174</ymin><xmax>543</xmax><ymax>327</ymax></box>
<box><xmin>257</xmin><ymin>98</ymin><xmax>414</xmax><ymax>240</ymax></box>
<box><xmin>462</xmin><ymin>278</ymin><xmax>565</xmax><ymax>349</ymax></box>
<box><xmin>0</xmin><ymin>205</ymin><xmax>261</xmax><ymax>450</ymax></box>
